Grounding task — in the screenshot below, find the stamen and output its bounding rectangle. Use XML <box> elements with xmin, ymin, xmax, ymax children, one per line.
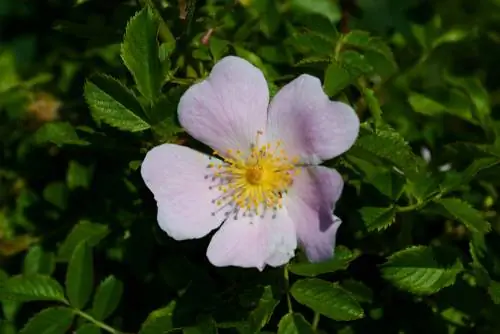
<box><xmin>206</xmin><ymin>131</ymin><xmax>299</xmax><ymax>217</ymax></box>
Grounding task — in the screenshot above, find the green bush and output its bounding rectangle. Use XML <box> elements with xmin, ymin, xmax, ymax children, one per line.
<box><xmin>1</xmin><ymin>0</ymin><xmax>500</xmax><ymax>333</ymax></box>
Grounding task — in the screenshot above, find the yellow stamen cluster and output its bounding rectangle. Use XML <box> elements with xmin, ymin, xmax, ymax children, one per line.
<box><xmin>207</xmin><ymin>132</ymin><xmax>300</xmax><ymax>214</ymax></box>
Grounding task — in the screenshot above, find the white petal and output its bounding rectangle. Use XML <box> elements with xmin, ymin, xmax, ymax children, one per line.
<box><xmin>178</xmin><ymin>56</ymin><xmax>269</xmax><ymax>155</ymax></box>
<box><xmin>141</xmin><ymin>144</ymin><xmax>225</xmax><ymax>240</ymax></box>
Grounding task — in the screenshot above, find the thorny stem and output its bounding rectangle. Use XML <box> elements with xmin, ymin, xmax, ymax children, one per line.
<box><xmin>284</xmin><ymin>265</ymin><xmax>293</xmax><ymax>313</ymax></box>
<box><xmin>73</xmin><ymin>309</ymin><xmax>120</xmax><ymax>334</ymax></box>
<box><xmin>312</xmin><ymin>312</ymin><xmax>321</xmax><ymax>331</ymax></box>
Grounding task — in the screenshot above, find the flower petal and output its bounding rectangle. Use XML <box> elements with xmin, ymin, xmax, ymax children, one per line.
<box><xmin>286</xmin><ymin>166</ymin><xmax>344</xmax><ymax>262</ymax></box>
<box><xmin>267</xmin><ymin>74</ymin><xmax>359</xmax><ymax>164</ymax></box>
<box><xmin>206</xmin><ymin>208</ymin><xmax>296</xmax><ymax>270</ymax></box>
<box><xmin>178</xmin><ymin>56</ymin><xmax>269</xmax><ymax>155</ymax></box>
<box><xmin>141</xmin><ymin>144</ymin><xmax>225</xmax><ymax>240</ymax></box>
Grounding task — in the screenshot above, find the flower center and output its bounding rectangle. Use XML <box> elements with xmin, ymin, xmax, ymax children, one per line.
<box><xmin>245</xmin><ymin>166</ymin><xmax>263</xmax><ymax>185</ymax></box>
<box><xmin>207</xmin><ymin>131</ymin><xmax>300</xmax><ymax>216</ymax></box>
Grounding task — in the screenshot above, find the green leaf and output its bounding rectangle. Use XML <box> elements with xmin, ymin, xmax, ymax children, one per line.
<box><xmin>58</xmin><ymin>220</ymin><xmax>109</xmax><ymax>262</ymax></box>
<box><xmin>66</xmin><ymin>241</ymin><xmax>93</xmax><ymax>309</ymax></box>
<box><xmin>20</xmin><ymin>307</ymin><xmax>74</xmax><ymax>334</ymax></box>
<box><xmin>339</xmin><ymin>50</ymin><xmax>374</xmax><ymax>76</ymax></box>
<box><xmin>121</xmin><ymin>7</ymin><xmax>162</xmax><ymax>101</ymax></box>
<box><xmin>209</xmin><ymin>37</ymin><xmax>229</xmax><ymax>62</ymax></box>
<box><xmin>441</xmin><ymin>158</ymin><xmax>500</xmax><ymax>192</ymax></box>
<box><xmin>352</xmin><ymin>124</ymin><xmax>425</xmax><ymax>180</ymax></box>
<box><xmin>290</xmin><ymin>0</ymin><xmax>341</xmax><ymax>23</ymax></box>
<box><xmin>66</xmin><ymin>161</ymin><xmax>93</xmax><ymax>190</ymax></box>
<box><xmin>34</xmin><ymin>122</ymin><xmax>89</xmax><ymax>146</ymax></box>
<box><xmin>0</xmin><ymin>50</ymin><xmax>20</xmax><ymax>93</ymax></box>
<box><xmin>347</xmin><ymin>156</ymin><xmax>405</xmax><ymax>199</ymax></box>
<box><xmin>436</xmin><ymin>198</ymin><xmax>491</xmax><ymax>234</ymax></box>
<box><xmin>239</xmin><ymin>285</ymin><xmax>279</xmax><ymax>333</ymax></box>
<box><xmin>488</xmin><ymin>281</ymin><xmax>500</xmax><ymax>304</ymax></box>
<box><xmin>91</xmin><ymin>276</ymin><xmax>123</xmax><ymax>320</ymax></box>
<box><xmin>359</xmin><ymin>206</ymin><xmax>396</xmax><ymax>231</ymax></box>
<box><xmin>148</xmin><ymin>95</ymin><xmax>182</xmax><ymax>141</ymax></box>
<box><xmin>343</xmin><ymin>31</ymin><xmax>397</xmax><ymax>70</ymax></box>
<box><xmin>381</xmin><ymin>246</ymin><xmax>463</xmax><ymax>295</ymax></box>
<box><xmin>75</xmin><ymin>324</ymin><xmax>101</xmax><ymax>334</ymax></box>
<box><xmin>446</xmin><ymin>75</ymin><xmax>491</xmax><ymax>129</ymax></box>
<box><xmin>84</xmin><ymin>74</ymin><xmax>150</xmax><ymax>132</ymax></box>
<box><xmin>288</xmin><ymin>246</ymin><xmax>360</xmax><ymax>277</ymax></box>
<box><xmin>183</xmin><ymin>317</ymin><xmax>216</xmax><ymax>334</ymax></box>
<box><xmin>287</xmin><ymin>32</ymin><xmax>334</xmax><ymax>55</ymax></box>
<box><xmin>341</xmin><ymin>280</ymin><xmax>373</xmax><ymax>304</ymax></box>
<box><xmin>323</xmin><ymin>61</ymin><xmax>352</xmax><ymax>96</ymax></box>
<box><xmin>43</xmin><ymin>182</ymin><xmax>68</xmax><ymax>210</ymax></box>
<box><xmin>362</xmin><ymin>87</ymin><xmax>383</xmax><ymax>125</ymax></box>
<box><xmin>0</xmin><ymin>275</ymin><xmax>67</xmax><ymax>303</ymax></box>
<box><xmin>138</xmin><ymin>301</ymin><xmax>176</xmax><ymax>334</ymax></box>
<box><xmin>23</xmin><ymin>246</ymin><xmax>55</xmax><ymax>276</ymax></box>
<box><xmin>277</xmin><ymin>313</ymin><xmax>314</xmax><ymax>334</ymax></box>
<box><xmin>290</xmin><ymin>278</ymin><xmax>364</xmax><ymax>321</ymax></box>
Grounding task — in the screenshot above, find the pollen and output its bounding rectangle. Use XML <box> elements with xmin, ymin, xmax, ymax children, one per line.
<box><xmin>207</xmin><ymin>131</ymin><xmax>300</xmax><ymax>215</ymax></box>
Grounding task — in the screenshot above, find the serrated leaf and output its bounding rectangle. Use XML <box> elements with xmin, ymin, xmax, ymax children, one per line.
<box><xmin>359</xmin><ymin>206</ymin><xmax>396</xmax><ymax>231</ymax></box>
<box><xmin>277</xmin><ymin>313</ymin><xmax>314</xmax><ymax>334</ymax></box>
<box><xmin>340</xmin><ymin>50</ymin><xmax>373</xmax><ymax>76</ymax></box>
<box><xmin>288</xmin><ymin>246</ymin><xmax>360</xmax><ymax>277</ymax></box>
<box><xmin>75</xmin><ymin>324</ymin><xmax>101</xmax><ymax>334</ymax></box>
<box><xmin>138</xmin><ymin>301</ymin><xmax>176</xmax><ymax>334</ymax></box>
<box><xmin>66</xmin><ymin>241</ymin><xmax>93</xmax><ymax>309</ymax></box>
<box><xmin>20</xmin><ymin>307</ymin><xmax>74</xmax><ymax>334</ymax></box>
<box><xmin>352</xmin><ymin>125</ymin><xmax>425</xmax><ymax>180</ymax></box>
<box><xmin>381</xmin><ymin>246</ymin><xmax>463</xmax><ymax>295</ymax></box>
<box><xmin>58</xmin><ymin>221</ymin><xmax>109</xmax><ymax>262</ymax></box>
<box><xmin>437</xmin><ymin>198</ymin><xmax>491</xmax><ymax>233</ymax></box>
<box><xmin>34</xmin><ymin>122</ymin><xmax>89</xmax><ymax>147</ymax></box>
<box><xmin>1</xmin><ymin>275</ymin><xmax>67</xmax><ymax>303</ymax></box>
<box><xmin>343</xmin><ymin>31</ymin><xmax>397</xmax><ymax>70</ymax></box>
<box><xmin>121</xmin><ymin>7</ymin><xmax>162</xmax><ymax>100</ymax></box>
<box><xmin>23</xmin><ymin>246</ymin><xmax>55</xmax><ymax>276</ymax></box>
<box><xmin>290</xmin><ymin>278</ymin><xmax>364</xmax><ymax>321</ymax></box>
<box><xmin>323</xmin><ymin>61</ymin><xmax>352</xmax><ymax>96</ymax></box>
<box><xmin>91</xmin><ymin>276</ymin><xmax>123</xmax><ymax>320</ymax></box>
<box><xmin>84</xmin><ymin>74</ymin><xmax>150</xmax><ymax>132</ymax></box>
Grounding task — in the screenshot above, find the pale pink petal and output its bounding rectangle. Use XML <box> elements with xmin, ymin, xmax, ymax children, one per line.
<box><xmin>141</xmin><ymin>144</ymin><xmax>225</xmax><ymax>240</ymax></box>
<box><xmin>267</xmin><ymin>74</ymin><xmax>359</xmax><ymax>164</ymax></box>
<box><xmin>286</xmin><ymin>166</ymin><xmax>344</xmax><ymax>262</ymax></box>
<box><xmin>206</xmin><ymin>209</ymin><xmax>296</xmax><ymax>270</ymax></box>
<box><xmin>178</xmin><ymin>56</ymin><xmax>269</xmax><ymax>155</ymax></box>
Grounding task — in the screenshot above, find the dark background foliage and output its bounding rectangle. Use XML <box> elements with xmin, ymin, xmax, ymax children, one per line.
<box><xmin>1</xmin><ymin>0</ymin><xmax>500</xmax><ymax>333</ymax></box>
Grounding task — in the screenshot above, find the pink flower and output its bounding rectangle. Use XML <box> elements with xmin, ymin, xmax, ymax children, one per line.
<box><xmin>141</xmin><ymin>56</ymin><xmax>359</xmax><ymax>270</ymax></box>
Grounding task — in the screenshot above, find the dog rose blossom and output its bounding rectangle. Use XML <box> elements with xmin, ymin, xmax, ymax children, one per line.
<box><xmin>141</xmin><ymin>56</ymin><xmax>359</xmax><ymax>270</ymax></box>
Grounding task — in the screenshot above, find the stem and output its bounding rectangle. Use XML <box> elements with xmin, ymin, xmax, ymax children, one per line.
<box><xmin>312</xmin><ymin>312</ymin><xmax>320</xmax><ymax>331</ymax></box>
<box><xmin>73</xmin><ymin>309</ymin><xmax>120</xmax><ymax>334</ymax></box>
<box><xmin>284</xmin><ymin>265</ymin><xmax>293</xmax><ymax>313</ymax></box>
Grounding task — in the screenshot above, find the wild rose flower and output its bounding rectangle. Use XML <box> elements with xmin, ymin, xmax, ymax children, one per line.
<box><xmin>141</xmin><ymin>56</ymin><xmax>359</xmax><ymax>270</ymax></box>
